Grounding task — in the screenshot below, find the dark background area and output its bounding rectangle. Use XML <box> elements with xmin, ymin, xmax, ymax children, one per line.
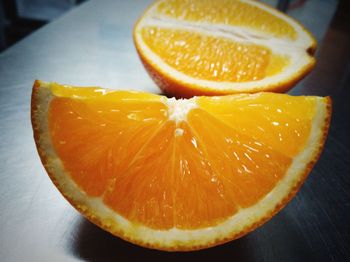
<box><xmin>0</xmin><ymin>0</ymin><xmax>86</xmax><ymax>51</ymax></box>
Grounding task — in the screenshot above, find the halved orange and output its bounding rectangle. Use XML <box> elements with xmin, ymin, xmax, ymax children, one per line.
<box><xmin>134</xmin><ymin>0</ymin><xmax>317</xmax><ymax>97</ymax></box>
<box><xmin>31</xmin><ymin>80</ymin><xmax>331</xmax><ymax>251</ymax></box>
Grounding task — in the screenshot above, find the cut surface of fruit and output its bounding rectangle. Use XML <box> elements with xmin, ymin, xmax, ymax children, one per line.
<box><xmin>134</xmin><ymin>0</ymin><xmax>317</xmax><ymax>97</ymax></box>
<box><xmin>31</xmin><ymin>80</ymin><xmax>331</xmax><ymax>251</ymax></box>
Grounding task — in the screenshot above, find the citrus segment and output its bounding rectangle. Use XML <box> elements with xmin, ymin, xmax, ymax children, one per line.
<box><xmin>141</xmin><ymin>26</ymin><xmax>290</xmax><ymax>82</ymax></box>
<box><xmin>104</xmin><ymin>121</ymin><xmax>176</xmax><ymax>229</ymax></box>
<box><xmin>32</xmin><ymin>80</ymin><xmax>331</xmax><ymax>251</ymax></box>
<box><xmin>134</xmin><ymin>0</ymin><xmax>317</xmax><ymax>97</ymax></box>
<box><xmin>49</xmin><ymin>97</ymin><xmax>167</xmax><ymax>196</ymax></box>
<box><xmin>156</xmin><ymin>0</ymin><xmax>297</xmax><ymax>39</ymax></box>
<box><xmin>196</xmin><ymin>94</ymin><xmax>316</xmax><ymax>157</ymax></box>
<box><xmin>188</xmin><ymin>108</ymin><xmax>292</xmax><ymax>207</ymax></box>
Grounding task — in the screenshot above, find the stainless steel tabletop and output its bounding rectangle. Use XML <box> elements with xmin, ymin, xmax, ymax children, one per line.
<box><xmin>0</xmin><ymin>0</ymin><xmax>349</xmax><ymax>261</ymax></box>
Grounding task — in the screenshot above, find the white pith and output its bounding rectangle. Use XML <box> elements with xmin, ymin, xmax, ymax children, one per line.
<box><xmin>165</xmin><ymin>97</ymin><xmax>198</xmax><ymax>123</ymax></box>
<box><xmin>134</xmin><ymin>0</ymin><xmax>315</xmax><ymax>91</ymax></box>
<box><xmin>32</xmin><ymin>81</ymin><xmax>328</xmax><ymax>250</ymax></box>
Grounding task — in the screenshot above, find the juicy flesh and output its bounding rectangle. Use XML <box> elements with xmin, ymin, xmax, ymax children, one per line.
<box><xmin>156</xmin><ymin>0</ymin><xmax>297</xmax><ymax>40</ymax></box>
<box><xmin>49</xmin><ymin>88</ymin><xmax>316</xmax><ymax>230</ymax></box>
<box><xmin>141</xmin><ymin>27</ymin><xmax>290</xmax><ymax>82</ymax></box>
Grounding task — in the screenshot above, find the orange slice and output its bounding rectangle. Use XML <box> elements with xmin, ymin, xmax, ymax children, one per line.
<box><xmin>134</xmin><ymin>0</ymin><xmax>317</xmax><ymax>97</ymax></box>
<box><xmin>31</xmin><ymin>80</ymin><xmax>331</xmax><ymax>251</ymax></box>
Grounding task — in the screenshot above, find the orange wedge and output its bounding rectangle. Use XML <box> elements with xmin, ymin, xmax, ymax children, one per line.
<box><xmin>31</xmin><ymin>80</ymin><xmax>331</xmax><ymax>251</ymax></box>
<box><xmin>134</xmin><ymin>0</ymin><xmax>317</xmax><ymax>97</ymax></box>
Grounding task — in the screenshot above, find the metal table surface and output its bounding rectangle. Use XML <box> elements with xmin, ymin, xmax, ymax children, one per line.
<box><xmin>0</xmin><ymin>0</ymin><xmax>349</xmax><ymax>261</ymax></box>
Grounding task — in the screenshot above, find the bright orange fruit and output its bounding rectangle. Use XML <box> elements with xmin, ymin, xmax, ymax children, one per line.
<box><xmin>134</xmin><ymin>0</ymin><xmax>317</xmax><ymax>97</ymax></box>
<box><xmin>31</xmin><ymin>80</ymin><xmax>331</xmax><ymax>251</ymax></box>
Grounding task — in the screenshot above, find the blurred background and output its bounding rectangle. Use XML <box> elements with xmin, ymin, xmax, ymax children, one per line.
<box><xmin>0</xmin><ymin>0</ymin><xmax>87</xmax><ymax>51</ymax></box>
<box><xmin>0</xmin><ymin>0</ymin><xmax>339</xmax><ymax>52</ymax></box>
